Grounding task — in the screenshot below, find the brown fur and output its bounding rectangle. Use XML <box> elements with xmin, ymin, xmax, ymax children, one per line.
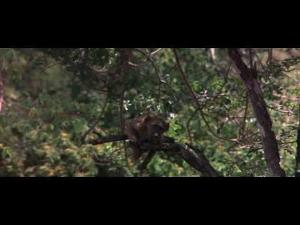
<box><xmin>124</xmin><ymin>114</ymin><xmax>169</xmax><ymax>160</ymax></box>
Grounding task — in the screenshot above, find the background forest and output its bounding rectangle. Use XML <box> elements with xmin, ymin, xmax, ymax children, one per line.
<box><xmin>0</xmin><ymin>48</ymin><xmax>299</xmax><ymax>177</ymax></box>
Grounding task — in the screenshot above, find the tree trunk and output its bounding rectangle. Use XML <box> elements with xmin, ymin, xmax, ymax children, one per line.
<box><xmin>228</xmin><ymin>49</ymin><xmax>286</xmax><ymax>177</ymax></box>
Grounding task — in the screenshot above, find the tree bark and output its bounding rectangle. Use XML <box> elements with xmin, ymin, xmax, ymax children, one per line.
<box><xmin>88</xmin><ymin>134</ymin><xmax>221</xmax><ymax>177</ymax></box>
<box><xmin>228</xmin><ymin>49</ymin><xmax>286</xmax><ymax>177</ymax></box>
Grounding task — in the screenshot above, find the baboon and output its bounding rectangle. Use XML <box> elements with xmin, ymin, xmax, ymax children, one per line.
<box><xmin>124</xmin><ymin>114</ymin><xmax>169</xmax><ymax>160</ymax></box>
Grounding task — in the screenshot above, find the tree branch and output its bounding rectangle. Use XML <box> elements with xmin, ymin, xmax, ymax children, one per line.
<box><xmin>228</xmin><ymin>48</ymin><xmax>286</xmax><ymax>177</ymax></box>
<box><xmin>173</xmin><ymin>48</ymin><xmax>240</xmax><ymax>144</ymax></box>
<box><xmin>86</xmin><ymin>134</ymin><xmax>221</xmax><ymax>177</ymax></box>
<box><xmin>88</xmin><ymin>135</ymin><xmax>128</xmax><ymax>145</ymax></box>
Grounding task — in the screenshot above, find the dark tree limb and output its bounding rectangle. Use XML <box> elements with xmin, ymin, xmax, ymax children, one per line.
<box><xmin>116</xmin><ymin>48</ymin><xmax>134</xmax><ymax>165</ymax></box>
<box><xmin>88</xmin><ymin>135</ymin><xmax>128</xmax><ymax>145</ymax></box>
<box><xmin>228</xmin><ymin>48</ymin><xmax>286</xmax><ymax>177</ymax></box>
<box><xmin>159</xmin><ymin>141</ymin><xmax>221</xmax><ymax>177</ymax></box>
<box><xmin>86</xmin><ymin>134</ymin><xmax>221</xmax><ymax>177</ymax></box>
<box><xmin>184</xmin><ymin>144</ymin><xmax>220</xmax><ymax>177</ymax></box>
<box><xmin>81</xmin><ymin>95</ymin><xmax>109</xmax><ymax>144</ymax></box>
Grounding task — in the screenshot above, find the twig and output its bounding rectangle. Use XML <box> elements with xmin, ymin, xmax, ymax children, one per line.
<box><xmin>81</xmin><ymin>95</ymin><xmax>108</xmax><ymax>144</ymax></box>
<box><xmin>239</xmin><ymin>93</ymin><xmax>249</xmax><ymax>139</ymax></box>
<box><xmin>186</xmin><ymin>108</ymin><xmax>201</xmax><ymax>145</ymax></box>
<box><xmin>173</xmin><ymin>48</ymin><xmax>240</xmax><ymax>144</ymax></box>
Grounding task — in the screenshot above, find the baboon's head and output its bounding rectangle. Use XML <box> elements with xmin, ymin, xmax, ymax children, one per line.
<box><xmin>142</xmin><ymin>115</ymin><xmax>169</xmax><ymax>143</ymax></box>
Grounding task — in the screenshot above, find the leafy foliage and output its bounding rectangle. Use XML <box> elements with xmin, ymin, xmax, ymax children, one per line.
<box><xmin>0</xmin><ymin>48</ymin><xmax>300</xmax><ymax>176</ymax></box>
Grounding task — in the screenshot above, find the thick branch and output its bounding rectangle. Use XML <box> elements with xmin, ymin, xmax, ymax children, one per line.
<box><xmin>88</xmin><ymin>135</ymin><xmax>127</xmax><ymax>145</ymax></box>
<box><xmin>87</xmin><ymin>134</ymin><xmax>221</xmax><ymax>177</ymax></box>
<box><xmin>228</xmin><ymin>48</ymin><xmax>286</xmax><ymax>177</ymax></box>
<box><xmin>182</xmin><ymin>144</ymin><xmax>220</xmax><ymax>177</ymax></box>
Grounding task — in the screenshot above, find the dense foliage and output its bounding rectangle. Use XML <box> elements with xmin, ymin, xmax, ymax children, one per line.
<box><xmin>0</xmin><ymin>48</ymin><xmax>299</xmax><ymax>177</ymax></box>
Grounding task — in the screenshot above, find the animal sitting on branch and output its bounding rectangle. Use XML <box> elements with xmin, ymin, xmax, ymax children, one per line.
<box><xmin>124</xmin><ymin>113</ymin><xmax>169</xmax><ymax>161</ymax></box>
<box><xmin>85</xmin><ymin>113</ymin><xmax>220</xmax><ymax>176</ymax></box>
